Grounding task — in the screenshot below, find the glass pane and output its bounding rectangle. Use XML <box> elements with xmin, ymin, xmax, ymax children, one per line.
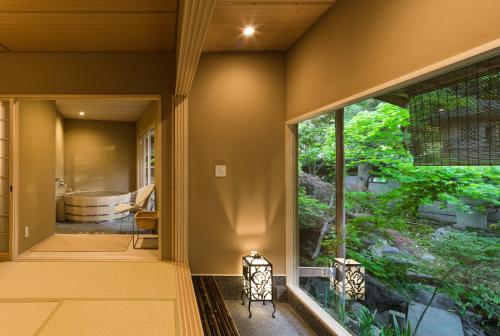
<box><xmin>297</xmin><ymin>111</ymin><xmax>352</xmax><ymax>330</ymax></box>
<box><xmin>298</xmin><ymin>97</ymin><xmax>500</xmax><ymax>336</ymax></box>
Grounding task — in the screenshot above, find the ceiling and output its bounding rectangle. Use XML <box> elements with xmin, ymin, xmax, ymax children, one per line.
<box><xmin>204</xmin><ymin>0</ymin><xmax>336</xmax><ymax>51</ymax></box>
<box><xmin>56</xmin><ymin>99</ymin><xmax>152</xmax><ymax>122</ymax></box>
<box><xmin>0</xmin><ymin>0</ymin><xmax>178</xmax><ymax>52</ymax></box>
<box><xmin>0</xmin><ymin>0</ymin><xmax>335</xmax><ymax>53</ymax></box>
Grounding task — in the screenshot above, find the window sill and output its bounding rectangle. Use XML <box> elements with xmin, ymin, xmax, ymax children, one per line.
<box><xmin>286</xmin><ymin>284</ymin><xmax>352</xmax><ymax>336</ymax></box>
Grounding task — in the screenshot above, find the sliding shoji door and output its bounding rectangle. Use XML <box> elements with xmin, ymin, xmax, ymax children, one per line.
<box><xmin>0</xmin><ymin>100</ymin><xmax>10</xmax><ymax>259</ymax></box>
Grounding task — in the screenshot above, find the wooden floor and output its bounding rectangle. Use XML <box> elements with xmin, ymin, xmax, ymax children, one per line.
<box><xmin>0</xmin><ymin>260</ymin><xmax>202</xmax><ymax>336</ymax></box>
<box><xmin>16</xmin><ymin>234</ymin><xmax>159</xmax><ymax>261</ymax></box>
<box><xmin>193</xmin><ymin>276</ymin><xmax>240</xmax><ymax>336</ymax></box>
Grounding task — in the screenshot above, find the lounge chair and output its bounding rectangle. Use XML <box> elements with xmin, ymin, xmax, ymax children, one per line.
<box><xmin>117</xmin><ymin>184</ymin><xmax>155</xmax><ymax>233</ymax></box>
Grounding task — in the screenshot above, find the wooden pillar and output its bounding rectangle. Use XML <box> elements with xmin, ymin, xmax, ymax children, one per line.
<box><xmin>335</xmin><ymin>108</ymin><xmax>346</xmax><ymax>259</ymax></box>
<box><xmin>173</xmin><ymin>95</ymin><xmax>189</xmax><ymax>263</ymax></box>
<box><xmin>285</xmin><ymin>123</ymin><xmax>298</xmax><ymax>284</ymax></box>
<box><xmin>172</xmin><ymin>0</ymin><xmax>216</xmax><ymax>264</ymax></box>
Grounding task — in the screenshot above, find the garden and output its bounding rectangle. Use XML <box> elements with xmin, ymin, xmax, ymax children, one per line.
<box><xmin>297</xmin><ymin>99</ymin><xmax>500</xmax><ymax>336</ymax></box>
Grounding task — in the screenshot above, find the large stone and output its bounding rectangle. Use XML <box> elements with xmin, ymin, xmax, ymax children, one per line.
<box><xmin>456</xmin><ymin>210</ymin><xmax>488</xmax><ymax>230</ymax></box>
<box><xmin>420</xmin><ymin>253</ymin><xmax>436</xmax><ymax>263</ymax></box>
<box><xmin>406</xmin><ymin>272</ymin><xmax>435</xmax><ymax>285</ymax></box>
<box><xmin>412</xmin><ymin>288</ymin><xmax>458</xmax><ymax>312</ymax></box>
<box><xmin>365</xmin><ymin>274</ymin><xmax>408</xmax><ymax>312</ymax></box>
<box><xmin>299</xmin><ymin>172</ymin><xmax>334</xmax><ymax>204</ymax></box>
<box><xmin>432</xmin><ymin>227</ymin><xmax>451</xmax><ymax>239</ymax></box>
<box><xmin>382</xmin><ymin>246</ymin><xmax>401</xmax><ymax>255</ymax></box>
<box><xmin>408</xmin><ymin>302</ymin><xmax>463</xmax><ymax>336</ymax></box>
<box><xmin>456</xmin><ymin>198</ymin><xmax>488</xmax><ymax>230</ymax></box>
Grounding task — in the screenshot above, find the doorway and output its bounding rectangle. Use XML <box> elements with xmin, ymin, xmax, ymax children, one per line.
<box><xmin>6</xmin><ymin>96</ymin><xmax>162</xmax><ymax>260</ymax></box>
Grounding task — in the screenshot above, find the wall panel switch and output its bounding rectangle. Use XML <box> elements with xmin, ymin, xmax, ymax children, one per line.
<box><xmin>215</xmin><ymin>164</ymin><xmax>226</xmax><ymax>177</ymax></box>
<box><xmin>24</xmin><ymin>226</ymin><xmax>29</xmax><ymax>239</ymax></box>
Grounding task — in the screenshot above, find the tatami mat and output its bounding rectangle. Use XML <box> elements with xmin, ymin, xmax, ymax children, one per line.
<box><xmin>31</xmin><ymin>234</ymin><xmax>132</xmax><ymax>252</ymax></box>
<box><xmin>0</xmin><ymin>302</ymin><xmax>59</xmax><ymax>336</ymax></box>
<box><xmin>0</xmin><ymin>261</ymin><xmax>199</xmax><ymax>336</ymax></box>
<box><xmin>38</xmin><ymin>300</ymin><xmax>177</xmax><ymax>336</ymax></box>
<box><xmin>0</xmin><ymin>261</ymin><xmax>177</xmax><ymax>299</ymax></box>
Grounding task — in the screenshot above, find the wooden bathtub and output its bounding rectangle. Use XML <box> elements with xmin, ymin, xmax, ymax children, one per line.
<box><xmin>64</xmin><ymin>191</ymin><xmax>131</xmax><ymax>223</ymax></box>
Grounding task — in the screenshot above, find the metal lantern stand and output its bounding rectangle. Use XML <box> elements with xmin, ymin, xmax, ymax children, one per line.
<box><xmin>240</xmin><ymin>254</ymin><xmax>276</xmax><ymax>318</ymax></box>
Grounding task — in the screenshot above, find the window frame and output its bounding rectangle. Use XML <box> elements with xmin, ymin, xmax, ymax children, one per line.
<box><xmin>284</xmin><ymin>47</ymin><xmax>496</xmax><ymax>335</ymax></box>
<box><xmin>137</xmin><ymin>124</ymin><xmax>155</xmax><ymax>188</ymax></box>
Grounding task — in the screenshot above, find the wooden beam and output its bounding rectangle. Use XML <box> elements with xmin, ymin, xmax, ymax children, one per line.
<box><xmin>175</xmin><ymin>0</ymin><xmax>216</xmax><ymax>95</ymax></box>
<box><xmin>335</xmin><ymin>108</ymin><xmax>345</xmax><ymax>258</ymax></box>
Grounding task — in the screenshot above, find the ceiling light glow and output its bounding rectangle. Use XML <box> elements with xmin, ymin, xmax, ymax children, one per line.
<box><xmin>243</xmin><ymin>26</ymin><xmax>255</xmax><ymax>37</ymax></box>
<box><xmin>79</xmin><ymin>111</ymin><xmax>85</xmax><ymax>116</ymax></box>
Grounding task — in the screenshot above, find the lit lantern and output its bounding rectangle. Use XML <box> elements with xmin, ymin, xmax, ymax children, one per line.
<box><xmin>241</xmin><ymin>253</ymin><xmax>276</xmax><ymax>318</ymax></box>
<box><xmin>331</xmin><ymin>258</ymin><xmax>365</xmax><ymax>301</ymax></box>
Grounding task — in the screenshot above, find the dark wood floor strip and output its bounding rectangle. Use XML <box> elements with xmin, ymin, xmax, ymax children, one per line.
<box><xmin>192</xmin><ymin>276</ymin><xmax>240</xmax><ymax>336</ymax></box>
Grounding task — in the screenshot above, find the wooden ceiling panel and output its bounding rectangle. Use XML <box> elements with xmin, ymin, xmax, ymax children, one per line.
<box><xmin>204</xmin><ymin>2</ymin><xmax>335</xmax><ymax>51</ymax></box>
<box><xmin>56</xmin><ymin>99</ymin><xmax>152</xmax><ymax>121</ymax></box>
<box><xmin>0</xmin><ymin>0</ymin><xmax>178</xmax><ymax>12</ymax></box>
<box><xmin>0</xmin><ymin>13</ymin><xmax>176</xmax><ymax>52</ymax></box>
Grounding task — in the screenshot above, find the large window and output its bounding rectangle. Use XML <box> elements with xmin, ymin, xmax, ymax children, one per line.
<box><xmin>297</xmin><ymin>96</ymin><xmax>499</xmax><ymax>335</ymax></box>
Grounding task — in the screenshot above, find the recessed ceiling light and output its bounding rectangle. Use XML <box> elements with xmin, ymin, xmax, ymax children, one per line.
<box><xmin>79</xmin><ymin>111</ymin><xmax>85</xmax><ymax>116</ymax></box>
<box><xmin>243</xmin><ymin>26</ymin><xmax>255</xmax><ymax>37</ymax></box>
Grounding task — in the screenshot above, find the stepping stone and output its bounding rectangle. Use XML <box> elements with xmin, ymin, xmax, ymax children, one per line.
<box><xmin>408</xmin><ymin>302</ymin><xmax>463</xmax><ymax>336</ymax></box>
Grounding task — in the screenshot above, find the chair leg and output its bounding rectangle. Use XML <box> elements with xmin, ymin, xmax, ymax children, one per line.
<box><xmin>119</xmin><ymin>213</ymin><xmax>125</xmax><ymax>233</ymax></box>
<box><xmin>132</xmin><ymin>213</ymin><xmax>140</xmax><ymax>249</ymax></box>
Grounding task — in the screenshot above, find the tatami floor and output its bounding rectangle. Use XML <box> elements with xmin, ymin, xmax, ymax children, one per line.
<box><xmin>0</xmin><ymin>260</ymin><xmax>198</xmax><ymax>336</ymax></box>
<box><xmin>16</xmin><ymin>234</ymin><xmax>159</xmax><ymax>261</ymax></box>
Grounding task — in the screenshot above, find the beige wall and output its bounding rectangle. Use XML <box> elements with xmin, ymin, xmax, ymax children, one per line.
<box><xmin>0</xmin><ymin>52</ymin><xmax>174</xmax><ymax>259</ymax></box>
<box><xmin>189</xmin><ymin>52</ymin><xmax>286</xmax><ymax>275</ymax></box>
<box><xmin>55</xmin><ymin>112</ymin><xmax>64</xmax><ymax>180</ymax></box>
<box><xmin>64</xmin><ymin>119</ymin><xmax>136</xmax><ymax>192</ymax></box>
<box><xmin>286</xmin><ymin>0</ymin><xmax>500</xmax><ymax>120</ymax></box>
<box><xmin>137</xmin><ymin>101</ymin><xmax>158</xmax><ymax>136</ymax></box>
<box><xmin>18</xmin><ymin>101</ymin><xmax>57</xmax><ymax>253</ymax></box>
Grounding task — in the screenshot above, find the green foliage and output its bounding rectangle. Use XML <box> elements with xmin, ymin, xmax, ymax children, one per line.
<box><xmin>297</xmin><ymin>187</ymin><xmax>329</xmax><ymax>229</ymax></box>
<box><xmin>383</xmin><ymin>164</ymin><xmax>500</xmax><ymax>215</ymax></box>
<box><xmin>297</xmin><ymin>99</ymin><xmax>500</xmax><ymax>329</ymax></box>
<box><xmin>357</xmin><ymin>306</ymin><xmax>378</xmax><ymax>336</ymax></box>
<box><xmin>298</xmin><ymin>111</ymin><xmax>336</xmax><ymax>176</ymax></box>
<box><xmin>345</xmin><ymin>102</ymin><xmax>411</xmax><ymax>170</ymax></box>
<box><xmin>392</xmin><ymin>315</ymin><xmax>412</xmax><ymax>336</ymax></box>
<box><xmin>430</xmin><ymin>230</ymin><xmax>500</xmax><ymax>321</ymax></box>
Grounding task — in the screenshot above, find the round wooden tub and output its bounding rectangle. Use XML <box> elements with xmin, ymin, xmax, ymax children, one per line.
<box><xmin>64</xmin><ymin>191</ymin><xmax>131</xmax><ymax>223</ymax></box>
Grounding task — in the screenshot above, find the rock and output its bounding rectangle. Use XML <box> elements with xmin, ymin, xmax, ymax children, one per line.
<box><xmin>384</xmin><ymin>254</ymin><xmax>418</xmax><ymax>267</ymax></box>
<box><xmin>432</xmin><ymin>227</ymin><xmax>451</xmax><ymax>240</ymax></box>
<box><xmin>412</xmin><ymin>288</ymin><xmax>457</xmax><ymax>311</ymax></box>
<box><xmin>350</xmin><ymin>302</ymin><xmax>366</xmax><ymax>317</ymax></box>
<box><xmin>299</xmin><ymin>172</ymin><xmax>334</xmax><ymax>204</ymax></box>
<box><xmin>420</xmin><ymin>253</ymin><xmax>436</xmax><ymax>263</ymax></box>
<box><xmin>375</xmin><ymin>310</ymin><xmax>391</xmax><ymax>326</ymax></box>
<box><xmin>365</xmin><ymin>274</ymin><xmax>408</xmax><ymax>313</ymax></box>
<box><xmin>406</xmin><ymin>272</ymin><xmax>435</xmax><ymax>285</ymax></box>
<box><xmin>369</xmin><ymin>238</ymin><xmax>390</xmax><ymax>257</ymax></box>
<box><xmin>382</xmin><ymin>246</ymin><xmax>401</xmax><ymax>255</ymax></box>
<box><xmin>375</xmin><ymin>309</ymin><xmax>406</xmax><ymax>328</ymax></box>
<box><xmin>407</xmin><ymin>301</ymin><xmax>463</xmax><ymax>336</ymax></box>
<box><xmin>361</xmin><ymin>237</ymin><xmax>376</xmax><ymax>246</ymax></box>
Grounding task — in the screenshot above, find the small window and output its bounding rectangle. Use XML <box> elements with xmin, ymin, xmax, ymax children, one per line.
<box><xmin>139</xmin><ymin>127</ymin><xmax>155</xmax><ymax>187</ymax></box>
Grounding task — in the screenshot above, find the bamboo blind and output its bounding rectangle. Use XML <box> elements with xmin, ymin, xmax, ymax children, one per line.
<box><xmin>407</xmin><ymin>55</ymin><xmax>500</xmax><ymax>166</ymax></box>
